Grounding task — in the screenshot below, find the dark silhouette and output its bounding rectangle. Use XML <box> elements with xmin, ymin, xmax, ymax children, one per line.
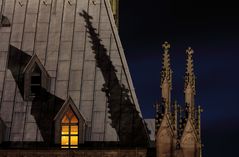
<box><xmin>8</xmin><ymin>45</ymin><xmax>31</xmax><ymax>97</ymax></box>
<box><xmin>31</xmin><ymin>88</ymin><xmax>65</xmax><ymax>145</ymax></box>
<box><xmin>80</xmin><ymin>10</ymin><xmax>149</xmax><ymax>147</ymax></box>
<box><xmin>7</xmin><ymin>46</ymin><xmax>65</xmax><ymax>145</ymax></box>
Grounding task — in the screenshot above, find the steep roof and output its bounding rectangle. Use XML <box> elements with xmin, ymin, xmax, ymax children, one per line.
<box><xmin>0</xmin><ymin>0</ymin><xmax>149</xmax><ymax>146</ymax></box>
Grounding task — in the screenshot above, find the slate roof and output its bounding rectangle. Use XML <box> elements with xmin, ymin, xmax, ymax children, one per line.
<box><xmin>145</xmin><ymin>119</ymin><xmax>155</xmax><ymax>142</ymax></box>
<box><xmin>0</xmin><ymin>0</ymin><xmax>149</xmax><ymax>147</ymax></box>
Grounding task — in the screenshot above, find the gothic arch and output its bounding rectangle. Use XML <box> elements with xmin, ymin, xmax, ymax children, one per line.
<box><xmin>54</xmin><ymin>97</ymin><xmax>86</xmax><ymax>147</ymax></box>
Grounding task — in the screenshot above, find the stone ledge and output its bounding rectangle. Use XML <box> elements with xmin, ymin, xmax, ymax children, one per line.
<box><xmin>0</xmin><ymin>149</ymin><xmax>147</xmax><ymax>157</ymax></box>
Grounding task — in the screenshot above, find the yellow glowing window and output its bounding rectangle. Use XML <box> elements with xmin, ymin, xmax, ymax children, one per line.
<box><xmin>71</xmin><ymin>126</ymin><xmax>78</xmax><ymax>135</ymax></box>
<box><xmin>61</xmin><ymin>108</ymin><xmax>79</xmax><ymax>149</ymax></box>
<box><xmin>61</xmin><ymin>136</ymin><xmax>69</xmax><ymax>145</ymax></box>
<box><xmin>70</xmin><ymin>136</ymin><xmax>78</xmax><ymax>145</ymax></box>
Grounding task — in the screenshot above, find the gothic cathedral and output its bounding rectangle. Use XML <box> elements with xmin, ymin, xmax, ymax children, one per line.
<box><xmin>0</xmin><ymin>0</ymin><xmax>202</xmax><ymax>156</ymax></box>
<box><xmin>155</xmin><ymin>42</ymin><xmax>203</xmax><ymax>157</ymax></box>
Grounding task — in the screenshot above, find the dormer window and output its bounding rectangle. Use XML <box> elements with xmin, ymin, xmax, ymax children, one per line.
<box><xmin>30</xmin><ymin>65</ymin><xmax>42</xmax><ymax>96</ymax></box>
<box><xmin>61</xmin><ymin>108</ymin><xmax>79</xmax><ymax>148</ymax></box>
<box><xmin>54</xmin><ymin>97</ymin><xmax>86</xmax><ymax>147</ymax></box>
<box><xmin>23</xmin><ymin>54</ymin><xmax>50</xmax><ymax>100</ymax></box>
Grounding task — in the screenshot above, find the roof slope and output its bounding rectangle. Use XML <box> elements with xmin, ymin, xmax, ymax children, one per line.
<box><xmin>0</xmin><ymin>0</ymin><xmax>148</xmax><ymax>146</ymax></box>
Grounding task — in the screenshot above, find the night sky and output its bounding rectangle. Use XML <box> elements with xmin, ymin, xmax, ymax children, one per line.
<box><xmin>119</xmin><ymin>0</ymin><xmax>239</xmax><ymax>156</ymax></box>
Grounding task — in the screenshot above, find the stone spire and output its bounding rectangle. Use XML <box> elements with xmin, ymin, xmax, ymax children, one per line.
<box><xmin>184</xmin><ymin>47</ymin><xmax>196</xmax><ymax>119</ymax></box>
<box><xmin>156</xmin><ymin>43</ymin><xmax>174</xmax><ymax>157</ymax></box>
<box><xmin>162</xmin><ymin>41</ymin><xmax>171</xmax><ymax>75</ymax></box>
<box><xmin>185</xmin><ymin>47</ymin><xmax>195</xmax><ymax>93</ymax></box>
<box><xmin>161</xmin><ymin>41</ymin><xmax>172</xmax><ymax>112</ymax></box>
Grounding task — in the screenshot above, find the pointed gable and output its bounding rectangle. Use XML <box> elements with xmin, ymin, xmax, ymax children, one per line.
<box><xmin>54</xmin><ymin>97</ymin><xmax>86</xmax><ymax>123</ymax></box>
<box><xmin>23</xmin><ymin>54</ymin><xmax>49</xmax><ymax>77</ymax></box>
<box><xmin>181</xmin><ymin>120</ymin><xmax>198</xmax><ymax>147</ymax></box>
<box><xmin>157</xmin><ymin>114</ymin><xmax>174</xmax><ymax>138</ymax></box>
<box><xmin>156</xmin><ymin>115</ymin><xmax>174</xmax><ymax>156</ymax></box>
<box><xmin>23</xmin><ymin>54</ymin><xmax>50</xmax><ymax>100</ymax></box>
<box><xmin>54</xmin><ymin>97</ymin><xmax>86</xmax><ymax>145</ymax></box>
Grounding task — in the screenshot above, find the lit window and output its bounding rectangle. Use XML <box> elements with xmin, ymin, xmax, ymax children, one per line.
<box><xmin>61</xmin><ymin>108</ymin><xmax>79</xmax><ymax>148</ymax></box>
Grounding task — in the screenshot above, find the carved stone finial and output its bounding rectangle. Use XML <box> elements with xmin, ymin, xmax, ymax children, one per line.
<box><xmin>186</xmin><ymin>47</ymin><xmax>194</xmax><ymax>55</ymax></box>
<box><xmin>185</xmin><ymin>47</ymin><xmax>194</xmax><ymax>75</ymax></box>
<box><xmin>162</xmin><ymin>41</ymin><xmax>171</xmax><ymax>51</ymax></box>
<box><xmin>161</xmin><ymin>42</ymin><xmax>172</xmax><ymax>88</ymax></box>
<box><xmin>185</xmin><ymin>47</ymin><xmax>194</xmax><ymax>92</ymax></box>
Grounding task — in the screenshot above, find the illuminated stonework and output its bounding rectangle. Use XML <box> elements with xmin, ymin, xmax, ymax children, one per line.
<box><xmin>155</xmin><ymin>42</ymin><xmax>203</xmax><ymax>157</ymax></box>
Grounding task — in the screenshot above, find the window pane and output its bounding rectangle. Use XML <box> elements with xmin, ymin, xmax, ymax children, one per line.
<box><xmin>71</xmin><ymin>126</ymin><xmax>78</xmax><ymax>135</ymax></box>
<box><xmin>62</xmin><ymin>126</ymin><xmax>69</xmax><ymax>135</ymax></box>
<box><xmin>70</xmin><ymin>136</ymin><xmax>78</xmax><ymax>145</ymax></box>
<box><xmin>61</xmin><ymin>108</ymin><xmax>79</xmax><ymax>149</ymax></box>
<box><xmin>61</xmin><ymin>115</ymin><xmax>69</xmax><ymax>123</ymax></box>
<box><xmin>66</xmin><ymin>109</ymin><xmax>74</xmax><ymax>119</ymax></box>
<box><xmin>31</xmin><ymin>75</ymin><xmax>41</xmax><ymax>84</ymax></box>
<box><xmin>71</xmin><ymin>115</ymin><xmax>78</xmax><ymax>123</ymax></box>
<box><xmin>61</xmin><ymin>136</ymin><xmax>69</xmax><ymax>146</ymax></box>
<box><xmin>30</xmin><ymin>85</ymin><xmax>41</xmax><ymax>96</ymax></box>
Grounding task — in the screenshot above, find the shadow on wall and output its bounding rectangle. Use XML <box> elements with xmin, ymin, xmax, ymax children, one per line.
<box><xmin>31</xmin><ymin>88</ymin><xmax>65</xmax><ymax>144</ymax></box>
<box><xmin>7</xmin><ymin>45</ymin><xmax>31</xmax><ymax>97</ymax></box>
<box><xmin>80</xmin><ymin>10</ymin><xmax>149</xmax><ymax>147</ymax></box>
<box><xmin>7</xmin><ymin>46</ymin><xmax>65</xmax><ymax>145</ymax></box>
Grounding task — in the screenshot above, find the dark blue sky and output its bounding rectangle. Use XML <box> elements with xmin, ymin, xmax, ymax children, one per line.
<box><xmin>119</xmin><ymin>0</ymin><xmax>239</xmax><ymax>156</ymax></box>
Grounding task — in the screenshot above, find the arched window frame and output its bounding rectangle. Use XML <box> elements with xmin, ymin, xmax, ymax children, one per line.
<box><xmin>23</xmin><ymin>55</ymin><xmax>50</xmax><ymax>100</ymax></box>
<box><xmin>54</xmin><ymin>97</ymin><xmax>86</xmax><ymax>147</ymax></box>
<box><xmin>61</xmin><ymin>108</ymin><xmax>79</xmax><ymax>148</ymax></box>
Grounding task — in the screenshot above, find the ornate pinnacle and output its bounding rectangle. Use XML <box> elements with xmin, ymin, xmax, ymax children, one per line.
<box><xmin>162</xmin><ymin>41</ymin><xmax>171</xmax><ymax>70</ymax></box>
<box><xmin>161</xmin><ymin>41</ymin><xmax>172</xmax><ymax>87</ymax></box>
<box><xmin>184</xmin><ymin>47</ymin><xmax>196</xmax><ymax>93</ymax></box>
<box><xmin>186</xmin><ymin>47</ymin><xmax>194</xmax><ymax>75</ymax></box>
<box><xmin>162</xmin><ymin>41</ymin><xmax>171</xmax><ymax>50</ymax></box>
